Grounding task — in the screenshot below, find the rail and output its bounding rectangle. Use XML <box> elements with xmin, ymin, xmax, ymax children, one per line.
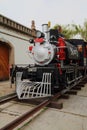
<box><xmin>0</xmin><ymin>75</ymin><xmax>87</xmax><ymax>130</ymax></box>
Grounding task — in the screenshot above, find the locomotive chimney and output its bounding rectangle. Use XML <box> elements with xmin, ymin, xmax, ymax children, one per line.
<box><xmin>42</xmin><ymin>24</ymin><xmax>49</xmax><ymax>42</ymax></box>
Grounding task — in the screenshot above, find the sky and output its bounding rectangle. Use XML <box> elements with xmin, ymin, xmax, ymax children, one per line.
<box><xmin>0</xmin><ymin>0</ymin><xmax>87</xmax><ymax>30</ymax></box>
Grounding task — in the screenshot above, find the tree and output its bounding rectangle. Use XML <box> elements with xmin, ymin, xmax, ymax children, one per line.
<box><xmin>53</xmin><ymin>24</ymin><xmax>76</xmax><ymax>39</ymax></box>
<box><xmin>53</xmin><ymin>20</ymin><xmax>87</xmax><ymax>41</ymax></box>
<box><xmin>79</xmin><ymin>20</ymin><xmax>87</xmax><ymax>41</ymax></box>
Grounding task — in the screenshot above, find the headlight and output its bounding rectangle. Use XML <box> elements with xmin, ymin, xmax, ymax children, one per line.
<box><xmin>36</xmin><ymin>31</ymin><xmax>44</xmax><ymax>38</ymax></box>
<box><xmin>36</xmin><ymin>31</ymin><xmax>42</xmax><ymax>38</ymax></box>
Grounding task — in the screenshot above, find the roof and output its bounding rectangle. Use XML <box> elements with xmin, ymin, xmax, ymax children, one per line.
<box><xmin>0</xmin><ymin>14</ymin><xmax>36</xmax><ymax>37</ymax></box>
<box><xmin>66</xmin><ymin>39</ymin><xmax>87</xmax><ymax>45</ymax></box>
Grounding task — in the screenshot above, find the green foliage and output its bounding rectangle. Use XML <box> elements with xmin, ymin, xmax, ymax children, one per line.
<box><xmin>53</xmin><ymin>24</ymin><xmax>75</xmax><ymax>39</ymax></box>
<box><xmin>52</xmin><ymin>20</ymin><xmax>87</xmax><ymax>41</ymax></box>
<box><xmin>78</xmin><ymin>20</ymin><xmax>87</xmax><ymax>41</ymax></box>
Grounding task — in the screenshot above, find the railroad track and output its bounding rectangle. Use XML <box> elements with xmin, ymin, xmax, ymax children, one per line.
<box><xmin>0</xmin><ymin>76</ymin><xmax>87</xmax><ymax>130</ymax></box>
<box><xmin>0</xmin><ymin>92</ymin><xmax>17</xmax><ymax>105</ymax></box>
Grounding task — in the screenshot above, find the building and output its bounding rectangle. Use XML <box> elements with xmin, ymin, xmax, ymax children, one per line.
<box><xmin>0</xmin><ymin>14</ymin><xmax>36</xmax><ymax>80</ymax></box>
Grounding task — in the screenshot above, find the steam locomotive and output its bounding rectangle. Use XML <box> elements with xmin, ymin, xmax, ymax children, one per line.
<box><xmin>11</xmin><ymin>24</ymin><xmax>87</xmax><ymax>99</ymax></box>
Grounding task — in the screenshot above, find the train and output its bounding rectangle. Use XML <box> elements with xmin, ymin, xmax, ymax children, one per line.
<box><xmin>11</xmin><ymin>23</ymin><xmax>87</xmax><ymax>99</ymax></box>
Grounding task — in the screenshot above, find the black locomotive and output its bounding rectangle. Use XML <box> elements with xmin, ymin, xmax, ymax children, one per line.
<box><xmin>11</xmin><ymin>24</ymin><xmax>87</xmax><ymax>99</ymax></box>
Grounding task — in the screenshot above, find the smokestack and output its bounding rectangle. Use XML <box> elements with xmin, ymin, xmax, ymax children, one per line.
<box><xmin>42</xmin><ymin>24</ymin><xmax>49</xmax><ymax>41</ymax></box>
